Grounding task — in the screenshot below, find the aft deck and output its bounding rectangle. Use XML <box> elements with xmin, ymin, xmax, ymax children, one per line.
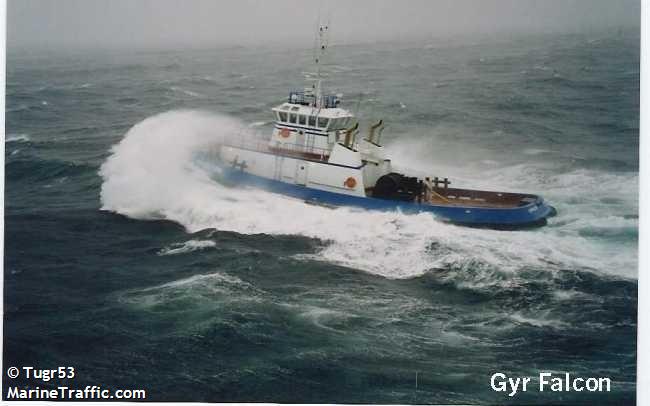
<box><xmin>365</xmin><ymin>186</ymin><xmax>536</xmax><ymax>209</ymax></box>
<box><xmin>427</xmin><ymin>187</ymin><xmax>536</xmax><ymax>208</ymax></box>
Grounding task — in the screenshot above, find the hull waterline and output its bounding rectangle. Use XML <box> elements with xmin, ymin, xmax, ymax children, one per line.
<box><xmin>219</xmin><ymin>166</ymin><xmax>556</xmax><ymax>230</ymax></box>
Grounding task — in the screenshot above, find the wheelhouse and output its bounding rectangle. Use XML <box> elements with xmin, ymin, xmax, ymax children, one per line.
<box><xmin>269</xmin><ymin>90</ymin><xmax>356</xmax><ymax>159</ymax></box>
<box><xmin>272</xmin><ymin>99</ymin><xmax>353</xmax><ymax>133</ymax></box>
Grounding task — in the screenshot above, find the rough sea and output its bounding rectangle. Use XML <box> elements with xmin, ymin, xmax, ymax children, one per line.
<box><xmin>4</xmin><ymin>30</ymin><xmax>639</xmax><ymax>404</ymax></box>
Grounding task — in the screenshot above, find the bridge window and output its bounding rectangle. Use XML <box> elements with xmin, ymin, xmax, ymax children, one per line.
<box><xmin>329</xmin><ymin>117</ymin><xmax>349</xmax><ymax>130</ymax></box>
<box><xmin>278</xmin><ymin>112</ymin><xmax>287</xmax><ymax>122</ymax></box>
<box><xmin>289</xmin><ymin>113</ymin><xmax>297</xmax><ymax>124</ymax></box>
<box><xmin>298</xmin><ymin>114</ymin><xmax>307</xmax><ymax>125</ymax></box>
<box><xmin>318</xmin><ymin>117</ymin><xmax>329</xmax><ymax>128</ymax></box>
<box><xmin>308</xmin><ymin>115</ymin><xmax>316</xmax><ymax>127</ymax></box>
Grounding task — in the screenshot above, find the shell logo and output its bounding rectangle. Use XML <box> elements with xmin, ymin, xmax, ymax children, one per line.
<box><xmin>344</xmin><ymin>177</ymin><xmax>357</xmax><ymax>189</ymax></box>
<box><xmin>280</xmin><ymin>128</ymin><xmax>291</xmax><ymax>138</ymax></box>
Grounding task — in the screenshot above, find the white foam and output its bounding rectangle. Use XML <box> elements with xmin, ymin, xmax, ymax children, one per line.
<box><xmin>509</xmin><ymin>311</ymin><xmax>571</xmax><ymax>330</ymax></box>
<box><xmin>158</xmin><ymin>239</ymin><xmax>217</xmax><ymax>256</ymax></box>
<box><xmin>119</xmin><ymin>271</ymin><xmax>255</xmax><ymax>309</ymax></box>
<box><xmin>142</xmin><ymin>271</ymin><xmax>246</xmax><ymax>291</ymax></box>
<box><xmin>6</xmin><ymin>133</ymin><xmax>30</xmax><ymax>143</ymax></box>
<box><xmin>100</xmin><ymin>110</ymin><xmax>638</xmax><ymax>282</ymax></box>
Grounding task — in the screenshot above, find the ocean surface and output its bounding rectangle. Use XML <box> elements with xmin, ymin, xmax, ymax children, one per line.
<box><xmin>4</xmin><ymin>30</ymin><xmax>639</xmax><ymax>404</ymax></box>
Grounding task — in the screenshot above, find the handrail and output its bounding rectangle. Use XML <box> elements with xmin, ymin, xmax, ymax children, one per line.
<box><xmin>222</xmin><ymin>136</ymin><xmax>331</xmax><ymax>161</ymax></box>
<box><xmin>288</xmin><ymin>91</ymin><xmax>340</xmax><ymax>108</ymax></box>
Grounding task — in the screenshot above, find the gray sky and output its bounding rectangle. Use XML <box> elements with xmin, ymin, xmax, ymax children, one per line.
<box><xmin>7</xmin><ymin>0</ymin><xmax>640</xmax><ymax>51</ymax></box>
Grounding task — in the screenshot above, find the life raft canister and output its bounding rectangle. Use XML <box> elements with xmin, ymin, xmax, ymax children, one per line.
<box><xmin>344</xmin><ymin>177</ymin><xmax>357</xmax><ymax>188</ymax></box>
<box><xmin>280</xmin><ymin>128</ymin><xmax>291</xmax><ymax>138</ymax></box>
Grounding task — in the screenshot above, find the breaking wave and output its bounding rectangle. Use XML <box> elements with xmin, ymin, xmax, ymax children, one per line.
<box><xmin>158</xmin><ymin>239</ymin><xmax>217</xmax><ymax>256</ymax></box>
<box><xmin>99</xmin><ymin>110</ymin><xmax>638</xmax><ymax>281</ymax></box>
<box><xmin>6</xmin><ymin>133</ymin><xmax>31</xmax><ymax>143</ymax></box>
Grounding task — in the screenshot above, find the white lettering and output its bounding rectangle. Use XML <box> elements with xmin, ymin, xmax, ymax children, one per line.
<box><xmin>491</xmin><ymin>373</ymin><xmax>507</xmax><ymax>392</ymax></box>
<box><xmin>22</xmin><ymin>366</ymin><xmax>34</xmax><ymax>378</ymax></box>
<box><xmin>494</xmin><ymin>372</ymin><xmax>616</xmax><ymax>397</ymax></box>
<box><xmin>6</xmin><ymin>387</ymin><xmax>21</xmax><ymax>399</ymax></box>
<box><xmin>599</xmin><ymin>377</ymin><xmax>611</xmax><ymax>392</ymax></box>
<box><xmin>490</xmin><ymin>373</ymin><xmax>531</xmax><ymax>396</ymax></box>
<box><xmin>539</xmin><ymin>372</ymin><xmax>552</xmax><ymax>391</ymax></box>
<box><xmin>550</xmin><ymin>377</ymin><xmax>563</xmax><ymax>391</ymax></box>
<box><xmin>572</xmin><ymin>377</ymin><xmax>584</xmax><ymax>391</ymax></box>
<box><xmin>586</xmin><ymin>378</ymin><xmax>599</xmax><ymax>391</ymax></box>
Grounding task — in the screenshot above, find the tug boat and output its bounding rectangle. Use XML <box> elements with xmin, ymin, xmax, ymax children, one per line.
<box><xmin>214</xmin><ymin>24</ymin><xmax>556</xmax><ymax>229</ymax></box>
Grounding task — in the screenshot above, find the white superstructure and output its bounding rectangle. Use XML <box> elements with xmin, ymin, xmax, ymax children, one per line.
<box><xmin>219</xmin><ymin>23</ymin><xmax>392</xmax><ymax>197</ymax></box>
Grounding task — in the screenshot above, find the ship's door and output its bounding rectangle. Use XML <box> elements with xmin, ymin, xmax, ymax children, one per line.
<box><xmin>296</xmin><ymin>131</ymin><xmax>306</xmax><ymax>151</ymax></box>
<box><xmin>295</xmin><ymin>162</ymin><xmax>308</xmax><ymax>185</ymax></box>
<box><xmin>306</xmin><ymin>133</ymin><xmax>315</xmax><ymax>154</ymax></box>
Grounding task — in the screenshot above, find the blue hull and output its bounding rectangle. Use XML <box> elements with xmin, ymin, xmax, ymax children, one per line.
<box><xmin>220</xmin><ymin>167</ymin><xmax>556</xmax><ymax>229</ymax></box>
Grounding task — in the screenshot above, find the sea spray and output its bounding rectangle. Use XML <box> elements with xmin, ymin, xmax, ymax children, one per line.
<box><xmin>100</xmin><ymin>110</ymin><xmax>243</xmax><ymax>219</ymax></box>
<box><xmin>99</xmin><ymin>110</ymin><xmax>638</xmax><ymax>280</ymax></box>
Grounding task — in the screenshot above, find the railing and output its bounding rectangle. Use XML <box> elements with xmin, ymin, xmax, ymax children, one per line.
<box><xmin>288</xmin><ymin>91</ymin><xmax>315</xmax><ymax>106</ymax></box>
<box><xmin>223</xmin><ymin>135</ymin><xmax>331</xmax><ymax>162</ymax></box>
<box><xmin>288</xmin><ymin>91</ymin><xmax>340</xmax><ymax>108</ymax></box>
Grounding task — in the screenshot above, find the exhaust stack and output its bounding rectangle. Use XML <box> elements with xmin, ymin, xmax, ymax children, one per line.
<box><xmin>344</xmin><ymin>122</ymin><xmax>359</xmax><ymax>148</ymax></box>
<box><xmin>367</xmin><ymin>119</ymin><xmax>384</xmax><ymax>145</ymax></box>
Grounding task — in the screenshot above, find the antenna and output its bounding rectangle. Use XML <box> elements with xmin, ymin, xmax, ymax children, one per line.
<box><xmin>313</xmin><ymin>19</ymin><xmax>330</xmax><ymax>108</ymax></box>
<box><xmin>354</xmin><ymin>92</ymin><xmax>363</xmax><ymax>117</ymax></box>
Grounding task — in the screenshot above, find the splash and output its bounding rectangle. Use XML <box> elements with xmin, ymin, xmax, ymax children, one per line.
<box><xmin>100</xmin><ymin>110</ymin><xmax>242</xmax><ymax>219</ymax></box>
<box><xmin>158</xmin><ymin>239</ymin><xmax>217</xmax><ymax>256</ymax></box>
<box><xmin>100</xmin><ymin>110</ymin><xmax>638</xmax><ymax>281</ymax></box>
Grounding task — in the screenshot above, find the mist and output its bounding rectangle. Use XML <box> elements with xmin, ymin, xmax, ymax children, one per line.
<box><xmin>7</xmin><ymin>0</ymin><xmax>640</xmax><ymax>51</ymax></box>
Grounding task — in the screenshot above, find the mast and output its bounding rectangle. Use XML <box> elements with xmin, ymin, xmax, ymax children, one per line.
<box><xmin>313</xmin><ymin>21</ymin><xmax>329</xmax><ymax>108</ymax></box>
